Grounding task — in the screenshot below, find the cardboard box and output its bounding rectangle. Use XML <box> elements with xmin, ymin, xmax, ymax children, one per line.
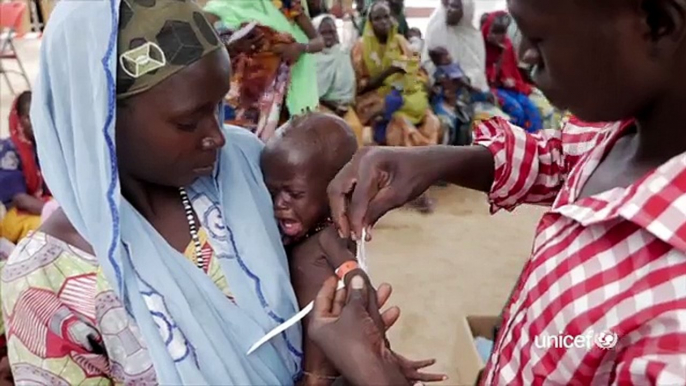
<box><xmin>453</xmin><ymin>315</ymin><xmax>500</xmax><ymax>386</ymax></box>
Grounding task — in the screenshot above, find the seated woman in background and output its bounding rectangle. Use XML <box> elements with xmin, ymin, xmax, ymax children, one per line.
<box><xmin>482</xmin><ymin>11</ymin><xmax>543</xmax><ymax>132</ymax></box>
<box><xmin>313</xmin><ymin>14</ymin><xmax>370</xmax><ymax>146</ymax></box>
<box><xmin>352</xmin><ymin>1</ymin><xmax>439</xmax><ymax>211</ymax></box>
<box><xmin>204</xmin><ymin>0</ymin><xmax>324</xmax><ymax>141</ymax></box>
<box><xmin>407</xmin><ymin>27</ymin><xmax>424</xmax><ymax>55</ymax></box>
<box><xmin>0</xmin><ymin>91</ymin><xmax>50</xmax><ymax>244</ymax></box>
<box><xmin>504</xmin><ymin>14</ymin><xmax>563</xmax><ymax>129</ymax></box>
<box><xmin>422</xmin><ymin>0</ymin><xmax>510</xmax><ymax>130</ymax></box>
<box><xmin>352</xmin><ymin>1</ymin><xmax>440</xmax><ymax>148</ymax></box>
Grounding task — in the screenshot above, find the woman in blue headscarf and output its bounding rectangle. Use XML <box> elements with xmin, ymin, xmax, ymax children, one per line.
<box><xmin>1</xmin><ymin>1</ymin><xmax>306</xmax><ymax>384</ymax></box>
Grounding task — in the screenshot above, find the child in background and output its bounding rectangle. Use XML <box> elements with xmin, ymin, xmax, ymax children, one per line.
<box><xmin>407</xmin><ymin>27</ymin><xmax>424</xmax><ymax>55</ymax></box>
<box><xmin>482</xmin><ymin>11</ymin><xmax>543</xmax><ymax>132</ymax></box>
<box><xmin>0</xmin><ymin>91</ymin><xmax>51</xmax><ymax>244</ymax></box>
<box><xmin>428</xmin><ymin>46</ymin><xmax>503</xmax><ymax>145</ymax></box>
<box><xmin>261</xmin><ymin>112</ymin><xmax>445</xmax><ymax>384</ymax></box>
<box><xmin>429</xmin><ymin>47</ymin><xmax>474</xmax><ymax>102</ymax></box>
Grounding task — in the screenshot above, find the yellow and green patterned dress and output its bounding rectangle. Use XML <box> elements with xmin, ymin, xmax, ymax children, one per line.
<box><xmin>1</xmin><ymin>227</ymin><xmax>232</xmax><ymax>385</ymax></box>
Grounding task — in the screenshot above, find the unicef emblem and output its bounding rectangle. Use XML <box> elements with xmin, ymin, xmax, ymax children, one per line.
<box><xmin>594</xmin><ymin>330</ymin><xmax>618</xmax><ymax>349</ymax></box>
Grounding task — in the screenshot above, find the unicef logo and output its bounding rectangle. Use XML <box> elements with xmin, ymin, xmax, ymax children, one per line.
<box><xmin>534</xmin><ymin>330</ymin><xmax>619</xmax><ymax>350</ymax></box>
<box><xmin>594</xmin><ymin>330</ymin><xmax>618</xmax><ymax>349</ymax></box>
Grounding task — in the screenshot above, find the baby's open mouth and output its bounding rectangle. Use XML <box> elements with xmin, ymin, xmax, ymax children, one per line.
<box><xmin>278</xmin><ymin>218</ymin><xmax>303</xmax><ymax>238</ymax></box>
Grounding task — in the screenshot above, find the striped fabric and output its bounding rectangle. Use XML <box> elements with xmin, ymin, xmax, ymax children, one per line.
<box><xmin>473</xmin><ymin>118</ymin><xmax>686</xmax><ymax>385</ymax></box>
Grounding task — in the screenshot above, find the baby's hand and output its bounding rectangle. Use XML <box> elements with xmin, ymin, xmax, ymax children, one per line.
<box><xmin>318</xmin><ymin>225</ymin><xmax>356</xmax><ymax>269</ymax></box>
<box><xmin>394</xmin><ymin>353</ymin><xmax>447</xmax><ymax>384</ymax></box>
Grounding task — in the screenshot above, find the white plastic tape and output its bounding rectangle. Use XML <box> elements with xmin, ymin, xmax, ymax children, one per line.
<box><xmin>247</xmin><ymin>280</ymin><xmax>345</xmax><ymax>355</ymax></box>
<box><xmin>247</xmin><ymin>232</ymin><xmax>369</xmax><ymax>355</ymax></box>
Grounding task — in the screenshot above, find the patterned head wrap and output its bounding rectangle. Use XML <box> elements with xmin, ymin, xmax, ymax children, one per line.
<box><xmin>117</xmin><ymin>0</ymin><xmax>222</xmax><ymax>98</ymax></box>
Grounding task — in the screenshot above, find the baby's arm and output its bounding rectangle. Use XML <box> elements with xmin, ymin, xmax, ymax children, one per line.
<box><xmin>289</xmin><ymin>240</ymin><xmax>341</xmax><ymax>385</ymax></box>
<box><xmin>290</xmin><ymin>225</ymin><xmax>361</xmax><ymax>385</ymax></box>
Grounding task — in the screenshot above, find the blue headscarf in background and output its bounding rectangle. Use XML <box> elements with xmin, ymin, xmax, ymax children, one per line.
<box><xmin>30</xmin><ymin>0</ymin><xmax>302</xmax><ymax>384</ymax></box>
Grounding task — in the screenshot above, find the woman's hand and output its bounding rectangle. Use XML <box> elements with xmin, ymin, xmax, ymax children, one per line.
<box><xmin>274</xmin><ymin>42</ymin><xmax>306</xmax><ymax>65</ymax></box>
<box><xmin>309</xmin><ymin>274</ymin><xmax>408</xmax><ymax>386</ymax></box>
<box><xmin>226</xmin><ymin>29</ymin><xmax>265</xmax><ymax>57</ymax></box>
<box><xmin>360</xmin><ymin>66</ymin><xmax>406</xmax><ymax>95</ymax></box>
<box><xmin>334</xmin><ymin>105</ymin><xmax>350</xmax><ymax>117</ymax></box>
<box><xmin>328</xmin><ymin>143</ymin><xmax>496</xmax><ymax>241</ymax></box>
<box><xmin>327</xmin><ymin>147</ymin><xmax>438</xmax><ymax>240</ymax></box>
<box><xmin>387</xmin><ymin>65</ymin><xmax>406</xmax><ymax>78</ymax></box>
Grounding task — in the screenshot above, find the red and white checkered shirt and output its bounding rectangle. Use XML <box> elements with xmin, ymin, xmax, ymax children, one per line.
<box><xmin>473</xmin><ymin>117</ymin><xmax>686</xmax><ymax>386</ymax></box>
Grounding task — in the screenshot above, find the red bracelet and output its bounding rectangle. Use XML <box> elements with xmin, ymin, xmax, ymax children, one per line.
<box><xmin>335</xmin><ymin>261</ymin><xmax>359</xmax><ymax>281</ymax></box>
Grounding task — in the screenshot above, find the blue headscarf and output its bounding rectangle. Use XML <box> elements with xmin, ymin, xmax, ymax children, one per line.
<box><xmin>31</xmin><ymin>0</ymin><xmax>302</xmax><ymax>384</ymax></box>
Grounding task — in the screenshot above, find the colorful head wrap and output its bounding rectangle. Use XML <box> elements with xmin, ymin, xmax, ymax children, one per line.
<box><xmin>116</xmin><ymin>0</ymin><xmax>222</xmax><ymax>98</ymax></box>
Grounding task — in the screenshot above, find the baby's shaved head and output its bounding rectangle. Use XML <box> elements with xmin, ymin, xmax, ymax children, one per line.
<box><xmin>262</xmin><ymin>113</ymin><xmax>359</xmax><ymax>240</ymax></box>
<box><xmin>263</xmin><ymin>112</ymin><xmax>358</xmax><ymax>183</ymax></box>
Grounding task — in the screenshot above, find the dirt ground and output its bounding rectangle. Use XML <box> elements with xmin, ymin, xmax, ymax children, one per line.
<box><xmin>369</xmin><ymin>186</ymin><xmax>545</xmax><ymax>384</ymax></box>
<box><xmin>1</xmin><ymin>37</ymin><xmax>547</xmax><ymax>385</ymax></box>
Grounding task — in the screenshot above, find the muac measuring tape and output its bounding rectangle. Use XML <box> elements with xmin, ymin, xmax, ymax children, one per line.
<box><xmin>247</xmin><ymin>229</ymin><xmax>368</xmax><ymax>355</ymax></box>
